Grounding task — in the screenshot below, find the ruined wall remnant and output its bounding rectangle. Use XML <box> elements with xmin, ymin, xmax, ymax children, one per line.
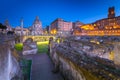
<box><xmin>22</xmin><ymin>38</ymin><xmax>38</xmax><ymax>55</ymax></box>
<box><xmin>0</xmin><ymin>40</ymin><xmax>22</xmax><ymax>80</ymax></box>
<box><xmin>114</xmin><ymin>42</ymin><xmax>120</xmax><ymax>66</ymax></box>
<box><xmin>49</xmin><ymin>41</ymin><xmax>120</xmax><ymax>80</ymax></box>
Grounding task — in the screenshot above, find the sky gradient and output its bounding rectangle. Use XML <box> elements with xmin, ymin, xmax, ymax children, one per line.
<box><xmin>0</xmin><ymin>0</ymin><xmax>120</xmax><ymax>28</ymax></box>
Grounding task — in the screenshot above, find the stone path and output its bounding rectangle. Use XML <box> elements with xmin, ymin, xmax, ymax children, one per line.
<box><xmin>24</xmin><ymin>54</ymin><xmax>64</xmax><ymax>80</ymax></box>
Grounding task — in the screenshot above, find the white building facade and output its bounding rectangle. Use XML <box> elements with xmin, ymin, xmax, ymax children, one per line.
<box><xmin>29</xmin><ymin>16</ymin><xmax>43</xmax><ymax>35</ymax></box>
<box><xmin>4</xmin><ymin>20</ymin><xmax>12</xmax><ymax>31</ymax></box>
<box><xmin>14</xmin><ymin>27</ymin><xmax>29</xmax><ymax>36</ymax></box>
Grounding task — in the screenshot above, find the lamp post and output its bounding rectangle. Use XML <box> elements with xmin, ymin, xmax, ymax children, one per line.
<box><xmin>60</xmin><ymin>31</ymin><xmax>62</xmax><ymax>37</ymax></box>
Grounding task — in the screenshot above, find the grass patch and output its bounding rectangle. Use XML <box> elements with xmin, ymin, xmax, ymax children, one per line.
<box><xmin>14</xmin><ymin>41</ymin><xmax>49</xmax><ymax>53</ymax></box>
<box><xmin>21</xmin><ymin>59</ymin><xmax>32</xmax><ymax>80</ymax></box>
<box><xmin>37</xmin><ymin>41</ymin><xmax>49</xmax><ymax>54</ymax></box>
<box><xmin>14</xmin><ymin>43</ymin><xmax>23</xmax><ymax>51</ymax></box>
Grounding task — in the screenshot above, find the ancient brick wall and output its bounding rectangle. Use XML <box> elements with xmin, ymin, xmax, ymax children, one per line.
<box><xmin>49</xmin><ymin>41</ymin><xmax>120</xmax><ymax>80</ymax></box>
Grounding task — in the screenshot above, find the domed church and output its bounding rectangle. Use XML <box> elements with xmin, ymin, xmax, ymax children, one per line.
<box><xmin>29</xmin><ymin>16</ymin><xmax>43</xmax><ymax>35</ymax></box>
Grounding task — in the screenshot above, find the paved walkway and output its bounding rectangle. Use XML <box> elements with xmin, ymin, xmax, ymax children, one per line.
<box><xmin>24</xmin><ymin>54</ymin><xmax>64</xmax><ymax>80</ymax></box>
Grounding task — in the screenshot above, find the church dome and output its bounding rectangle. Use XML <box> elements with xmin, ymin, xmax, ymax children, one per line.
<box><xmin>33</xmin><ymin>16</ymin><xmax>42</xmax><ymax>25</ymax></box>
<box><xmin>30</xmin><ymin>16</ymin><xmax>43</xmax><ymax>35</ymax></box>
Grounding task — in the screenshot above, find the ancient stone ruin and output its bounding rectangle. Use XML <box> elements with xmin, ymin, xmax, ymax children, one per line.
<box><xmin>22</xmin><ymin>38</ymin><xmax>38</xmax><ymax>55</ymax></box>
<box><xmin>49</xmin><ymin>38</ymin><xmax>120</xmax><ymax>80</ymax></box>
<box><xmin>0</xmin><ymin>41</ymin><xmax>22</xmax><ymax>80</ymax></box>
<box><xmin>114</xmin><ymin>42</ymin><xmax>120</xmax><ymax>66</ymax></box>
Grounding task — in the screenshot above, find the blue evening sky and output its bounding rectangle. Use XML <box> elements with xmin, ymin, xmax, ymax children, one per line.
<box><xmin>0</xmin><ymin>0</ymin><xmax>120</xmax><ymax>28</ymax></box>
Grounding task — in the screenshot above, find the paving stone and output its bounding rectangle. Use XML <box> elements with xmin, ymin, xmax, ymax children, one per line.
<box><xmin>24</xmin><ymin>54</ymin><xmax>64</xmax><ymax>80</ymax></box>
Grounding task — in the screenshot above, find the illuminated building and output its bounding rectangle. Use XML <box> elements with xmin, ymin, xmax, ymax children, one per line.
<box><xmin>73</xmin><ymin>21</ymin><xmax>84</xmax><ymax>29</ymax></box>
<box><xmin>74</xmin><ymin>7</ymin><xmax>120</xmax><ymax>36</ymax></box>
<box><xmin>42</xmin><ymin>27</ymin><xmax>49</xmax><ymax>35</ymax></box>
<box><xmin>29</xmin><ymin>16</ymin><xmax>43</xmax><ymax>35</ymax></box>
<box><xmin>50</xmin><ymin>18</ymin><xmax>72</xmax><ymax>35</ymax></box>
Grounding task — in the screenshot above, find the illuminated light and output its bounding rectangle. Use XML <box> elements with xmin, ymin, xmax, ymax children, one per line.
<box><xmin>96</xmin><ymin>42</ymin><xmax>100</xmax><ymax>44</ymax></box>
<box><xmin>57</xmin><ymin>38</ymin><xmax>60</xmax><ymax>43</ymax></box>
<box><xmin>90</xmin><ymin>40</ymin><xmax>100</xmax><ymax>44</ymax></box>
<box><xmin>113</xmin><ymin>26</ymin><xmax>117</xmax><ymax>29</ymax></box>
<box><xmin>94</xmin><ymin>24</ymin><xmax>96</xmax><ymax>26</ymax></box>
<box><xmin>111</xmin><ymin>11</ymin><xmax>114</xmax><ymax>14</ymax></box>
<box><xmin>37</xmin><ymin>41</ymin><xmax>49</xmax><ymax>45</ymax></box>
<box><xmin>81</xmin><ymin>24</ymin><xmax>95</xmax><ymax>30</ymax></box>
<box><xmin>109</xmin><ymin>51</ymin><xmax>114</xmax><ymax>60</ymax></box>
<box><xmin>50</xmin><ymin>29</ymin><xmax>57</xmax><ymax>35</ymax></box>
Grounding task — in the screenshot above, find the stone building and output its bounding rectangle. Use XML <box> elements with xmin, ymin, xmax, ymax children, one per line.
<box><xmin>4</xmin><ymin>19</ymin><xmax>12</xmax><ymax>31</ymax></box>
<box><xmin>14</xmin><ymin>27</ymin><xmax>29</xmax><ymax>36</ymax></box>
<box><xmin>72</xmin><ymin>21</ymin><xmax>84</xmax><ymax>29</ymax></box>
<box><xmin>74</xmin><ymin>7</ymin><xmax>120</xmax><ymax>36</ymax></box>
<box><xmin>29</xmin><ymin>16</ymin><xmax>43</xmax><ymax>35</ymax></box>
<box><xmin>72</xmin><ymin>21</ymin><xmax>84</xmax><ymax>35</ymax></box>
<box><xmin>50</xmin><ymin>18</ymin><xmax>73</xmax><ymax>35</ymax></box>
<box><xmin>93</xmin><ymin>7</ymin><xmax>120</xmax><ymax>30</ymax></box>
<box><xmin>14</xmin><ymin>19</ymin><xmax>29</xmax><ymax>36</ymax></box>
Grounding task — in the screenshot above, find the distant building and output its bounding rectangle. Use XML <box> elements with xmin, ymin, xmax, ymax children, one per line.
<box><xmin>14</xmin><ymin>27</ymin><xmax>29</xmax><ymax>36</ymax></box>
<box><xmin>42</xmin><ymin>26</ymin><xmax>50</xmax><ymax>35</ymax></box>
<box><xmin>4</xmin><ymin>20</ymin><xmax>12</xmax><ymax>31</ymax></box>
<box><xmin>14</xmin><ymin>19</ymin><xmax>29</xmax><ymax>36</ymax></box>
<box><xmin>74</xmin><ymin>7</ymin><xmax>120</xmax><ymax>36</ymax></box>
<box><xmin>72</xmin><ymin>21</ymin><xmax>84</xmax><ymax>34</ymax></box>
<box><xmin>29</xmin><ymin>16</ymin><xmax>43</xmax><ymax>35</ymax></box>
<box><xmin>108</xmin><ymin>7</ymin><xmax>115</xmax><ymax>18</ymax></box>
<box><xmin>92</xmin><ymin>7</ymin><xmax>120</xmax><ymax>30</ymax></box>
<box><xmin>73</xmin><ymin>21</ymin><xmax>84</xmax><ymax>29</ymax></box>
<box><xmin>50</xmin><ymin>18</ymin><xmax>73</xmax><ymax>35</ymax></box>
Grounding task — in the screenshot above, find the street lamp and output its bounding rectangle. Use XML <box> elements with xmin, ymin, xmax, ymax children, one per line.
<box><xmin>59</xmin><ymin>31</ymin><xmax>62</xmax><ymax>38</ymax></box>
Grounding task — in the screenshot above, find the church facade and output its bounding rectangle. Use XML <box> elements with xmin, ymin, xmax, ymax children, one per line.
<box><xmin>29</xmin><ymin>16</ymin><xmax>43</xmax><ymax>35</ymax></box>
<box><xmin>4</xmin><ymin>20</ymin><xmax>12</xmax><ymax>31</ymax></box>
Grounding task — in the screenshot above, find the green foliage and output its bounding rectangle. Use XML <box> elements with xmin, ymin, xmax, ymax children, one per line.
<box><xmin>14</xmin><ymin>41</ymin><xmax>49</xmax><ymax>53</ymax></box>
<box><xmin>21</xmin><ymin>59</ymin><xmax>32</xmax><ymax>80</ymax></box>
<box><xmin>14</xmin><ymin>43</ymin><xmax>23</xmax><ymax>51</ymax></box>
<box><xmin>0</xmin><ymin>23</ymin><xmax>7</xmax><ymax>30</ymax></box>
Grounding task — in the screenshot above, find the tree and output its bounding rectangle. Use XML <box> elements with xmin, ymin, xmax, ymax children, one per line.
<box><xmin>7</xmin><ymin>31</ymin><xmax>15</xmax><ymax>35</ymax></box>
<box><xmin>0</xmin><ymin>23</ymin><xmax>7</xmax><ymax>30</ymax></box>
<box><xmin>0</xmin><ymin>23</ymin><xmax>2</xmax><ymax>28</ymax></box>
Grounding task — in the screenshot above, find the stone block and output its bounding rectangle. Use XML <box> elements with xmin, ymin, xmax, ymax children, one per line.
<box><xmin>22</xmin><ymin>38</ymin><xmax>38</xmax><ymax>55</ymax></box>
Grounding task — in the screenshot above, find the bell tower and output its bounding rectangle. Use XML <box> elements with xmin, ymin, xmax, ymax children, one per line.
<box><xmin>20</xmin><ymin>18</ymin><xmax>24</xmax><ymax>36</ymax></box>
<box><xmin>4</xmin><ymin>19</ymin><xmax>11</xmax><ymax>31</ymax></box>
<box><xmin>108</xmin><ymin>7</ymin><xmax>115</xmax><ymax>18</ymax></box>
